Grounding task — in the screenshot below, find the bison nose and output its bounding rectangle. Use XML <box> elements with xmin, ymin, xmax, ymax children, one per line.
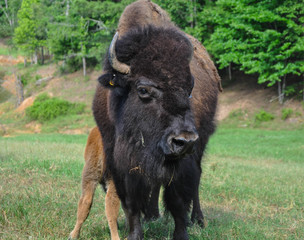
<box><xmin>166</xmin><ymin>131</ymin><xmax>199</xmax><ymax>157</ymax></box>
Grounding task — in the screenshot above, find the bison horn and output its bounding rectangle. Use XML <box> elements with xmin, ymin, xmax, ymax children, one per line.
<box><xmin>108</xmin><ymin>32</ymin><xmax>131</xmax><ymax>74</ymax></box>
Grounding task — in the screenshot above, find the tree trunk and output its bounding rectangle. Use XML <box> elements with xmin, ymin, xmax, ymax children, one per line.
<box><xmin>282</xmin><ymin>75</ymin><xmax>286</xmax><ymax>104</ymax></box>
<box><xmin>278</xmin><ymin>81</ymin><xmax>282</xmax><ymax>104</ymax></box>
<box><xmin>15</xmin><ymin>74</ymin><xmax>24</xmax><ymax>107</ymax></box>
<box><xmin>82</xmin><ymin>56</ymin><xmax>86</xmax><ymax>77</ymax></box>
<box><xmin>66</xmin><ymin>0</ymin><xmax>70</xmax><ymax>17</ymax></box>
<box><xmin>228</xmin><ymin>63</ymin><xmax>232</xmax><ymax>81</ymax></box>
<box><xmin>0</xmin><ymin>3</ymin><xmax>13</xmax><ymax>27</ymax></box>
<box><xmin>193</xmin><ymin>0</ymin><xmax>197</xmax><ymax>28</ymax></box>
<box><xmin>278</xmin><ymin>77</ymin><xmax>286</xmax><ymax>105</ymax></box>
<box><xmin>34</xmin><ymin>50</ymin><xmax>38</xmax><ymax>64</ymax></box>
<box><xmin>41</xmin><ymin>46</ymin><xmax>44</xmax><ymax>65</ymax></box>
<box><xmin>302</xmin><ymin>75</ymin><xmax>304</xmax><ymax>102</ymax></box>
<box><xmin>190</xmin><ymin>0</ymin><xmax>196</xmax><ymax>28</ymax></box>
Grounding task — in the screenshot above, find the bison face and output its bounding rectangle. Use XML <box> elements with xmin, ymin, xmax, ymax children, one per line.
<box><xmin>98</xmin><ymin>25</ymin><xmax>198</xmax><ymax>177</ymax></box>
<box><xmin>132</xmin><ymin>75</ymin><xmax>198</xmax><ymax>159</ymax></box>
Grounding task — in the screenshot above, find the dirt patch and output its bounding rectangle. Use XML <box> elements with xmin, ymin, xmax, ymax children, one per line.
<box><xmin>25</xmin><ymin>122</ymin><xmax>41</xmax><ymax>133</ymax></box>
<box><xmin>59</xmin><ymin>128</ymin><xmax>89</xmax><ymax>134</ymax></box>
<box><xmin>216</xmin><ymin>74</ymin><xmax>276</xmax><ymax>120</ymax></box>
<box><xmin>35</xmin><ymin>64</ymin><xmax>57</xmax><ymax>78</ymax></box>
<box><xmin>2</xmin><ymin>74</ymin><xmax>17</xmax><ymax>95</ymax></box>
<box><xmin>216</xmin><ymin>73</ymin><xmax>304</xmax><ymax>123</ymax></box>
<box><xmin>15</xmin><ymin>96</ymin><xmax>35</xmax><ymax>113</ymax></box>
<box><xmin>0</xmin><ymin>55</ymin><xmax>25</xmax><ymax>66</ymax></box>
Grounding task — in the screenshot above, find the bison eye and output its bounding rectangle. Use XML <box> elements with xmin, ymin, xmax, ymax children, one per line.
<box><xmin>138</xmin><ymin>87</ymin><xmax>148</xmax><ymax>95</ymax></box>
<box><xmin>137</xmin><ymin>87</ymin><xmax>151</xmax><ymax>99</ymax></box>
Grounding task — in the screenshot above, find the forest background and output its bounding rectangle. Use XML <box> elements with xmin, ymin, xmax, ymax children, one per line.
<box><xmin>1</xmin><ymin>0</ymin><xmax>303</xmax><ymax>104</ymax></box>
<box><xmin>1</xmin><ymin>1</ymin><xmax>304</xmax><ymax>239</ymax></box>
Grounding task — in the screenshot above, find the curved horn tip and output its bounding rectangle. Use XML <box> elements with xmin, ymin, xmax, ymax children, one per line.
<box><xmin>108</xmin><ymin>32</ymin><xmax>131</xmax><ymax>75</ymax></box>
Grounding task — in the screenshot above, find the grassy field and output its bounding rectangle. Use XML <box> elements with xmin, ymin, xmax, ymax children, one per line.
<box><xmin>0</xmin><ymin>128</ymin><xmax>303</xmax><ymax>239</ymax></box>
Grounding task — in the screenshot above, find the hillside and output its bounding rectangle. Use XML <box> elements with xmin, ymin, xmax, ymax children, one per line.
<box><xmin>0</xmin><ymin>52</ymin><xmax>303</xmax><ymax>136</ymax></box>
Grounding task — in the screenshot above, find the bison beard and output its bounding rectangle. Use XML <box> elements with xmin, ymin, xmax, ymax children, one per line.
<box><xmin>93</xmin><ymin>24</ymin><xmax>218</xmax><ymax>240</ymax></box>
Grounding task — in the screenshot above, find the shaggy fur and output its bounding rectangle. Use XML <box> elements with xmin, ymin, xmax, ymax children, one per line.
<box><xmin>93</xmin><ymin>24</ymin><xmax>219</xmax><ymax>239</ymax></box>
<box><xmin>71</xmin><ymin>1</ymin><xmax>221</xmax><ymax>240</ymax></box>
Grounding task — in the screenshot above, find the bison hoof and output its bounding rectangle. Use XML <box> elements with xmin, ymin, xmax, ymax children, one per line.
<box><xmin>191</xmin><ymin>211</ymin><xmax>207</xmax><ymax>228</ymax></box>
<box><xmin>68</xmin><ymin>232</ymin><xmax>79</xmax><ymax>240</ymax></box>
<box><xmin>127</xmin><ymin>231</ymin><xmax>143</xmax><ymax>240</ymax></box>
<box><xmin>173</xmin><ymin>231</ymin><xmax>189</xmax><ymax>240</ymax></box>
<box><xmin>191</xmin><ymin>216</ymin><xmax>207</xmax><ymax>228</ymax></box>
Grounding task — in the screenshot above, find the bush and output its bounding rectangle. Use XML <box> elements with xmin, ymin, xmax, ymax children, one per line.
<box><xmin>255</xmin><ymin>110</ymin><xmax>274</xmax><ymax>122</ymax></box>
<box><xmin>59</xmin><ymin>58</ymin><xmax>82</xmax><ymax>74</ymax></box>
<box><xmin>229</xmin><ymin>109</ymin><xmax>247</xmax><ymax>120</ymax></box>
<box><xmin>26</xmin><ymin>93</ymin><xmax>85</xmax><ymax>122</ymax></box>
<box><xmin>281</xmin><ymin>108</ymin><xmax>293</xmax><ymax>120</ymax></box>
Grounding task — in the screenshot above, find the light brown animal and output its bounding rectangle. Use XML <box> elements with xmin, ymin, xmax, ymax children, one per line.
<box><xmin>69</xmin><ymin>127</ymin><xmax>121</xmax><ymax>240</ymax></box>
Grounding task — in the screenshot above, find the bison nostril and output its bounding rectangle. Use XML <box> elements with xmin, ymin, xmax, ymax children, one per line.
<box><xmin>172</xmin><ymin>137</ymin><xmax>186</xmax><ymax>147</ymax></box>
<box><xmin>167</xmin><ymin>132</ymin><xmax>198</xmax><ymax>156</ymax></box>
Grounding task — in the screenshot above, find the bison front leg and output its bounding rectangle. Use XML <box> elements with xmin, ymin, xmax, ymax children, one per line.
<box><xmin>144</xmin><ymin>183</ymin><xmax>161</xmax><ymax>221</ymax></box>
<box><xmin>126</xmin><ymin>212</ymin><xmax>142</xmax><ymax>240</ymax></box>
<box><xmin>164</xmin><ymin>185</ymin><xmax>190</xmax><ymax>240</ymax></box>
<box><xmin>191</xmin><ymin>187</ymin><xmax>205</xmax><ymax>228</ymax></box>
<box><xmin>123</xmin><ymin>199</ymin><xmax>143</xmax><ymax>240</ymax></box>
<box><xmin>191</xmin><ymin>169</ymin><xmax>206</xmax><ymax>228</ymax></box>
<box><xmin>119</xmin><ymin>175</ymin><xmax>147</xmax><ymax>240</ymax></box>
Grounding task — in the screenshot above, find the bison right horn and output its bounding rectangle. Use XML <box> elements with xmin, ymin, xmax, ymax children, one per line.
<box><xmin>108</xmin><ymin>32</ymin><xmax>131</xmax><ymax>75</ymax></box>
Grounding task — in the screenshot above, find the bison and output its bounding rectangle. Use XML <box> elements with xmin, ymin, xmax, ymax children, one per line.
<box><xmin>70</xmin><ymin>0</ymin><xmax>221</xmax><ymax>239</ymax></box>
<box><xmin>69</xmin><ymin>127</ymin><xmax>121</xmax><ymax>240</ymax></box>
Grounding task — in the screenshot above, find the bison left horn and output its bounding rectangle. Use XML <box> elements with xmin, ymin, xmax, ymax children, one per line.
<box><xmin>108</xmin><ymin>32</ymin><xmax>131</xmax><ymax>75</ymax></box>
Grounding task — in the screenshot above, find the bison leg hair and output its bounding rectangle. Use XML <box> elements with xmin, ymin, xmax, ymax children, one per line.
<box><xmin>105</xmin><ymin>179</ymin><xmax>121</xmax><ymax>240</ymax></box>
<box><xmin>164</xmin><ymin>183</ymin><xmax>190</xmax><ymax>240</ymax></box>
<box><xmin>123</xmin><ymin>204</ymin><xmax>143</xmax><ymax>240</ymax></box>
<box><xmin>191</xmin><ymin>186</ymin><xmax>205</xmax><ymax>228</ymax></box>
<box><xmin>70</xmin><ymin>127</ymin><xmax>121</xmax><ymax>240</ymax></box>
<box><xmin>144</xmin><ymin>183</ymin><xmax>161</xmax><ymax>221</ymax></box>
<box><xmin>69</xmin><ymin>175</ymin><xmax>98</xmax><ymax>239</ymax></box>
<box><xmin>190</xmin><ymin>163</ymin><xmax>206</xmax><ymax>228</ymax></box>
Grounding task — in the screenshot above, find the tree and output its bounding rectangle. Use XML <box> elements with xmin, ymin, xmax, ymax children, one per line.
<box><xmin>155</xmin><ymin>0</ymin><xmax>204</xmax><ymax>38</ymax></box>
<box><xmin>13</xmin><ymin>0</ymin><xmax>47</xmax><ymax>64</ymax></box>
<box><xmin>0</xmin><ymin>0</ymin><xmax>22</xmax><ymax>37</ymax></box>
<box><xmin>47</xmin><ymin>0</ymin><xmax>134</xmax><ymax>73</ymax></box>
<box><xmin>198</xmin><ymin>0</ymin><xmax>304</xmax><ymax>103</ymax></box>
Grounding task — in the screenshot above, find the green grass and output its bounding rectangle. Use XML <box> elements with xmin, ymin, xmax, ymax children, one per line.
<box><xmin>0</xmin><ymin>45</ymin><xmax>26</xmax><ymax>58</ymax></box>
<box><xmin>0</xmin><ymin>128</ymin><xmax>303</xmax><ymax>239</ymax></box>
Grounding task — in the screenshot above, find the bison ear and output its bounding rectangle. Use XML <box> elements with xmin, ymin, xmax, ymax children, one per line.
<box><xmin>98</xmin><ymin>73</ymin><xmax>116</xmax><ymax>88</ymax></box>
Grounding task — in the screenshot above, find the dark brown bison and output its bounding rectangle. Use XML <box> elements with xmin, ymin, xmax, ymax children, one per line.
<box><xmin>70</xmin><ymin>0</ymin><xmax>221</xmax><ymax>239</ymax></box>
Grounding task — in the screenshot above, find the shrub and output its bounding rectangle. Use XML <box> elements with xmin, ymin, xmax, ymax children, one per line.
<box><xmin>229</xmin><ymin>109</ymin><xmax>247</xmax><ymax>120</ymax></box>
<box><xmin>26</xmin><ymin>93</ymin><xmax>85</xmax><ymax>122</ymax></box>
<box><xmin>254</xmin><ymin>110</ymin><xmax>274</xmax><ymax>122</ymax></box>
<box><xmin>34</xmin><ymin>92</ymin><xmax>50</xmax><ymax>102</ymax></box>
<box><xmin>281</xmin><ymin>108</ymin><xmax>293</xmax><ymax>120</ymax></box>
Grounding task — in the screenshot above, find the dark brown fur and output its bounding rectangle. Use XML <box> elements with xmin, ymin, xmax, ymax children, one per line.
<box><xmin>70</xmin><ymin>1</ymin><xmax>221</xmax><ymax>240</ymax></box>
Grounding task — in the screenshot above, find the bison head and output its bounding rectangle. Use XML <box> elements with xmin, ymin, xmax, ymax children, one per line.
<box><xmin>98</xmin><ymin>26</ymin><xmax>198</xmax><ymax>179</ymax></box>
